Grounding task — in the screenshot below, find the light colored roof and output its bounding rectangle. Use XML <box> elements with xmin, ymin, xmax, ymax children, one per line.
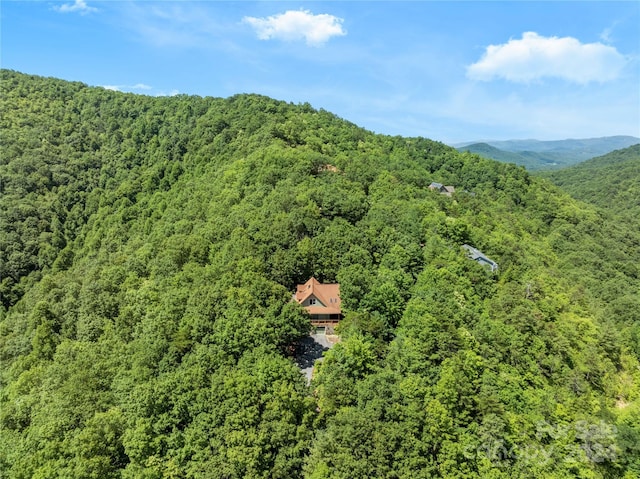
<box><xmin>429</xmin><ymin>182</ymin><xmax>455</xmax><ymax>195</ymax></box>
<box><xmin>462</xmin><ymin>244</ymin><xmax>498</xmax><ymax>271</ymax></box>
<box><xmin>462</xmin><ymin>244</ymin><xmax>483</xmax><ymax>259</ymax></box>
<box><xmin>295</xmin><ymin>277</ymin><xmax>341</xmax><ymax>315</ymax></box>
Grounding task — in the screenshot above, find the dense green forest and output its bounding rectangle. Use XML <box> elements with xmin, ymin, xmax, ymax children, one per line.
<box><xmin>541</xmin><ymin>145</ymin><xmax>640</xmax><ymax>221</ymax></box>
<box><xmin>1</xmin><ymin>70</ymin><xmax>639</xmax><ymax>478</ymax></box>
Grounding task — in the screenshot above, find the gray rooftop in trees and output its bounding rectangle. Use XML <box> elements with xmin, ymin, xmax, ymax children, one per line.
<box><xmin>462</xmin><ymin>244</ymin><xmax>498</xmax><ymax>272</ymax></box>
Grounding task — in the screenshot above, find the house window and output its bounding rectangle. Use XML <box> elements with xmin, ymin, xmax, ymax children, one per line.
<box><xmin>309</xmin><ymin>298</ymin><xmax>317</xmax><ymax>305</ymax></box>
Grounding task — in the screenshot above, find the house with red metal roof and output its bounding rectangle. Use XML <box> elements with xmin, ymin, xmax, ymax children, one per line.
<box><xmin>294</xmin><ymin>277</ymin><xmax>342</xmax><ymax>328</ymax></box>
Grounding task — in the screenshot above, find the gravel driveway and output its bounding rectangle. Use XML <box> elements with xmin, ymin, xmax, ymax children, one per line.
<box><xmin>295</xmin><ymin>333</ymin><xmax>335</xmax><ymax>383</ymax></box>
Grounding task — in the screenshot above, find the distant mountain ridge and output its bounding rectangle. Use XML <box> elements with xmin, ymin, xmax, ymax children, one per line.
<box><xmin>455</xmin><ymin>136</ymin><xmax>640</xmax><ymax>170</ymax></box>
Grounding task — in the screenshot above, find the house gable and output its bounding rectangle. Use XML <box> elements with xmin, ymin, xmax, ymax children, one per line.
<box><xmin>429</xmin><ymin>182</ymin><xmax>456</xmax><ymax>196</ymax></box>
<box><xmin>302</xmin><ymin>294</ymin><xmax>324</xmax><ymax>308</ymax></box>
<box><xmin>294</xmin><ymin>277</ymin><xmax>342</xmax><ymax>325</ymax></box>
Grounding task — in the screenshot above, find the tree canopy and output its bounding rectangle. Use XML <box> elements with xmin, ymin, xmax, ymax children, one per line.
<box><xmin>1</xmin><ymin>70</ymin><xmax>639</xmax><ymax>478</ymax></box>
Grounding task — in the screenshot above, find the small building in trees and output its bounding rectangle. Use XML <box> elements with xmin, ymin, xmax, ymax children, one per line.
<box><xmin>462</xmin><ymin>244</ymin><xmax>498</xmax><ymax>272</ymax></box>
<box><xmin>294</xmin><ymin>277</ymin><xmax>342</xmax><ymax>328</ymax></box>
<box><xmin>429</xmin><ymin>182</ymin><xmax>456</xmax><ymax>196</ymax></box>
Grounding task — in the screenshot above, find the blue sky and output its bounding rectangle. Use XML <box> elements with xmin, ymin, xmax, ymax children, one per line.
<box><xmin>2</xmin><ymin>1</ymin><xmax>639</xmax><ymax>143</ymax></box>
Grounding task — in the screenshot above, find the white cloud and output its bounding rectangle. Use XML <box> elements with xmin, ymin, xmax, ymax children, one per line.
<box><xmin>599</xmin><ymin>20</ymin><xmax>623</xmax><ymax>44</ymax></box>
<box><xmin>131</xmin><ymin>83</ymin><xmax>152</xmax><ymax>91</ymax></box>
<box><xmin>118</xmin><ymin>3</ymin><xmax>235</xmax><ymax>50</ymax></box>
<box><xmin>156</xmin><ymin>89</ymin><xmax>181</xmax><ymax>97</ymax></box>
<box><xmin>100</xmin><ymin>84</ymin><xmax>180</xmax><ymax>97</ymax></box>
<box><xmin>54</xmin><ymin>0</ymin><xmax>97</xmax><ymax>15</ymax></box>
<box><xmin>429</xmin><ymin>79</ymin><xmax>640</xmax><ymax>141</ymax></box>
<box><xmin>243</xmin><ymin>9</ymin><xmax>346</xmax><ymax>46</ymax></box>
<box><xmin>101</xmin><ymin>83</ymin><xmax>153</xmax><ymax>92</ymax></box>
<box><xmin>600</xmin><ymin>27</ymin><xmax>613</xmax><ymax>44</ymax></box>
<box><xmin>467</xmin><ymin>32</ymin><xmax>627</xmax><ymax>84</ymax></box>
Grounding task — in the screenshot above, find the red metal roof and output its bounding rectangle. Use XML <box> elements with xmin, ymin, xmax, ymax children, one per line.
<box><xmin>295</xmin><ymin>277</ymin><xmax>341</xmax><ymax>315</ymax></box>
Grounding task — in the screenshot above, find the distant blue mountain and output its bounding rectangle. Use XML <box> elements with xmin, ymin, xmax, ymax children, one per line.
<box><xmin>454</xmin><ymin>136</ymin><xmax>640</xmax><ymax>170</ymax></box>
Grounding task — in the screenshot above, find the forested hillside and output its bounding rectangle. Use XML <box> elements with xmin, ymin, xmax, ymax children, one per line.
<box><xmin>1</xmin><ymin>70</ymin><xmax>639</xmax><ymax>479</ymax></box>
<box><xmin>541</xmin><ymin>145</ymin><xmax>640</xmax><ymax>221</ymax></box>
